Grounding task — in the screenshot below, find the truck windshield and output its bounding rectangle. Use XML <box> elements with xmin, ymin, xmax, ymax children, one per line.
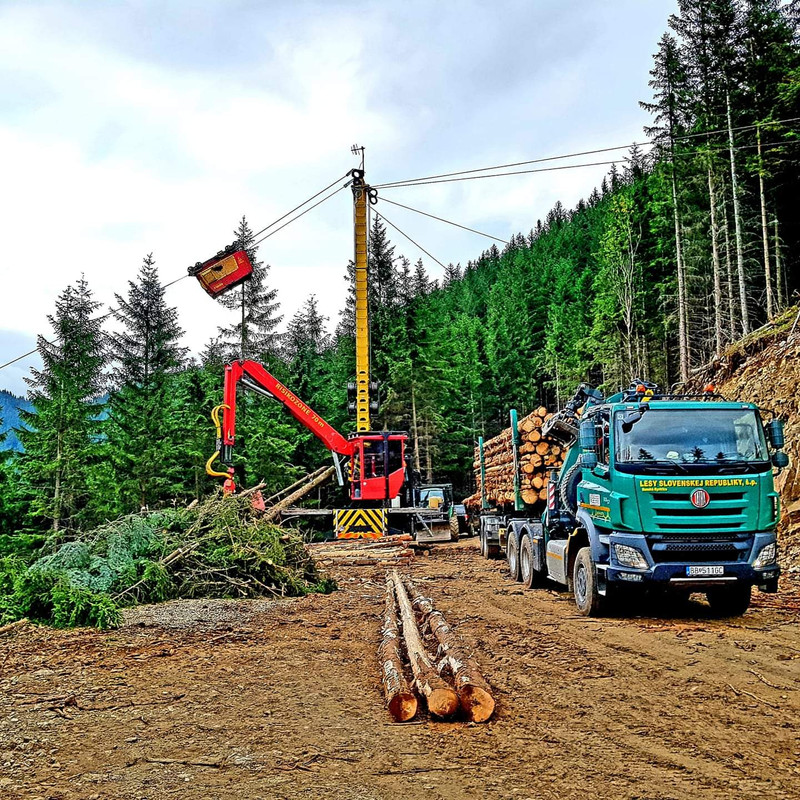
<box><xmin>614</xmin><ymin>408</ymin><xmax>769</xmax><ymax>465</ymax></box>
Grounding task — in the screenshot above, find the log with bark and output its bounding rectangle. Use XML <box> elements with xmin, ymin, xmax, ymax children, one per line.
<box><xmin>379</xmin><ymin>573</ymin><xmax>418</xmax><ymax>721</ymax></box>
<box><xmin>391</xmin><ymin>570</ymin><xmax>459</xmax><ymax>719</ymax></box>
<box><xmin>405</xmin><ymin>579</ymin><xmax>495</xmax><ymax>723</ymax></box>
<box><xmin>466</xmin><ymin>406</ymin><xmax>564</xmax><ymax>510</ymax></box>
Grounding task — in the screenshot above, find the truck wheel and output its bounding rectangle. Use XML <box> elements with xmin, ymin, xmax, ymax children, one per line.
<box><xmin>573</xmin><ymin>547</ymin><xmax>604</xmax><ymax>617</ymax></box>
<box><xmin>706</xmin><ymin>584</ymin><xmax>751</xmax><ymax>617</ymax></box>
<box><xmin>507</xmin><ymin>530</ymin><xmax>521</xmax><ymax>581</ymax></box>
<box><xmin>449</xmin><ymin>515</ymin><xmax>460</xmax><ymax>542</ymax></box>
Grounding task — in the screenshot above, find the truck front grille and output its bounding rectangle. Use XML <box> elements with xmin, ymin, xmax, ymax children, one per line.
<box><xmin>648</xmin><ymin>492</ymin><xmax>748</xmax><ymax>532</ymax></box>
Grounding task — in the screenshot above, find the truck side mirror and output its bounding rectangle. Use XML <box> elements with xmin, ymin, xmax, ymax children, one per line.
<box><xmin>579</xmin><ymin>419</ymin><xmax>597</xmax><ymax>452</ymax></box>
<box><xmin>766</xmin><ymin>418</ymin><xmax>785</xmax><ymax>450</ymax></box>
<box><xmin>772</xmin><ymin>451</ymin><xmax>789</xmax><ymax>469</ymax></box>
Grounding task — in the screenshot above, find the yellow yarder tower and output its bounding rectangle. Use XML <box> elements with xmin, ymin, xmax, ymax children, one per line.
<box><xmin>351</xmin><ymin>168</ymin><xmax>372</xmax><ymax>432</ymax></box>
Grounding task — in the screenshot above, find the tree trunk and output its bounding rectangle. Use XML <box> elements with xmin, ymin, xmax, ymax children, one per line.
<box><xmin>411</xmin><ymin>383</ymin><xmax>421</xmax><ymax>473</ymax></box>
<box><xmin>707</xmin><ymin>164</ymin><xmax>724</xmax><ymax>355</ymax></box>
<box><xmin>757</xmin><ymin>126</ymin><xmax>774</xmax><ymax>319</ymax></box>
<box><xmin>670</xmin><ymin>169</ymin><xmax>690</xmax><ymax>382</ymax></box>
<box><xmin>379</xmin><ymin>573</ymin><xmax>418</xmax><ymax>721</ymax></box>
<box><xmin>424</xmin><ymin>417</ymin><xmax>433</xmax><ymax>483</ymax></box>
<box><xmin>722</xmin><ymin>200</ymin><xmax>737</xmax><ymax>340</ymax></box>
<box><xmin>391</xmin><ymin>570</ymin><xmax>458</xmax><ymax>719</ymax></box>
<box><xmin>404</xmin><ymin>578</ymin><xmax>495</xmax><ymax>722</ymax></box>
<box><xmin>774</xmin><ymin>217</ymin><xmax>784</xmax><ymax>310</ymax></box>
<box><xmin>726</xmin><ymin>90</ymin><xmax>749</xmax><ymax>335</ymax></box>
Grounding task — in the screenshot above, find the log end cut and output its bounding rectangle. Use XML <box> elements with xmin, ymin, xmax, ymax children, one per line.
<box><xmin>388</xmin><ymin>691</ymin><xmax>418</xmax><ymax>722</ymax></box>
<box><xmin>458</xmin><ymin>684</ymin><xmax>496</xmax><ymax>723</ymax></box>
<box><xmin>427</xmin><ymin>686</ymin><xmax>460</xmax><ymax>719</ymax></box>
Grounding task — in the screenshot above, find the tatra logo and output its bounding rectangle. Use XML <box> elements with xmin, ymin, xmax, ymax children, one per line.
<box><xmin>690</xmin><ymin>488</ymin><xmax>710</xmax><ymax>509</ymax></box>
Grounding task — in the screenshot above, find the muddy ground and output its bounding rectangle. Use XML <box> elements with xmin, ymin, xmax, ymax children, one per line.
<box><xmin>2</xmin><ymin>538</ymin><xmax>799</xmax><ymax>800</ymax></box>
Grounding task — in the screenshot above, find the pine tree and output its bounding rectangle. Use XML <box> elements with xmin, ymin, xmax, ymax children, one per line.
<box><xmin>107</xmin><ymin>254</ymin><xmax>187</xmax><ymax>512</ymax></box>
<box><xmin>217</xmin><ymin>216</ymin><xmax>282</xmax><ymax>361</ymax></box>
<box><xmin>18</xmin><ymin>277</ymin><xmax>107</xmax><ymax>534</ymax></box>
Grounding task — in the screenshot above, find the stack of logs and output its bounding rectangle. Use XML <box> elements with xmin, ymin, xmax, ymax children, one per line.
<box><xmin>465</xmin><ymin>406</ymin><xmax>563</xmax><ymax>509</ymax></box>
<box><xmin>378</xmin><ymin>570</ymin><xmax>495</xmax><ymax>723</ymax></box>
<box><xmin>307</xmin><ymin>534</ymin><xmax>415</xmax><ymax>568</ymax></box>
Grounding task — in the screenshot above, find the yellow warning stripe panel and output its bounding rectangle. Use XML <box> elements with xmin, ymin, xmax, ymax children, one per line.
<box><xmin>335</xmin><ymin>508</ymin><xmax>386</xmax><ymax>539</ymax></box>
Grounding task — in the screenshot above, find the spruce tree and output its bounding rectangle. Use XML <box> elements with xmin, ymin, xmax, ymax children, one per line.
<box><xmin>18</xmin><ymin>277</ymin><xmax>107</xmax><ymax>534</ymax></box>
<box><xmin>217</xmin><ymin>216</ymin><xmax>282</xmax><ymax>362</ymax></box>
<box><xmin>107</xmin><ymin>254</ymin><xmax>187</xmax><ymax>512</ymax></box>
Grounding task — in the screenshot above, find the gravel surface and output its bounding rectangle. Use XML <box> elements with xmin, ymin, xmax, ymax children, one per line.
<box><xmin>122</xmin><ymin>597</ymin><xmax>280</xmax><ymax>630</ymax></box>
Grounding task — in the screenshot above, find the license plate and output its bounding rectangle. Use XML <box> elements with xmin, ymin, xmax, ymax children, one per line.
<box><xmin>686</xmin><ymin>565</ymin><xmax>724</xmax><ymax>577</ymax></box>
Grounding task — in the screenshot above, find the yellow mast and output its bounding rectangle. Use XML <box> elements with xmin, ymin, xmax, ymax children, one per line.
<box><xmin>351</xmin><ymin>168</ymin><xmax>372</xmax><ymax>432</ymax></box>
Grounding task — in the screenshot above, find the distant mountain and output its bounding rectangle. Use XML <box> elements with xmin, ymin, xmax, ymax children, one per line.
<box><xmin>0</xmin><ymin>390</ymin><xmax>32</xmax><ymax>452</ymax></box>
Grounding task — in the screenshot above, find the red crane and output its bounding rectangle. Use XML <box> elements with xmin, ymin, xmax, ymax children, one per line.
<box><xmin>209</xmin><ymin>360</ymin><xmax>409</xmax><ymax>504</ymax></box>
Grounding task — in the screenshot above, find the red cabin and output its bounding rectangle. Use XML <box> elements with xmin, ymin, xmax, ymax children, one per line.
<box><xmin>348</xmin><ymin>432</ymin><xmax>408</xmax><ymax>502</ymax></box>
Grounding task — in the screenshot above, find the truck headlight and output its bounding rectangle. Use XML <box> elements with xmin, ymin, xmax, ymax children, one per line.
<box><xmin>613</xmin><ymin>543</ymin><xmax>649</xmax><ymax>570</ymax></box>
<box><xmin>753</xmin><ymin>542</ymin><xmax>777</xmax><ymax>569</ymax></box>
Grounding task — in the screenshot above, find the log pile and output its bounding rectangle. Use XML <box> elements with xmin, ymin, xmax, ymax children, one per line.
<box><xmin>465</xmin><ymin>406</ymin><xmax>564</xmax><ymax>509</ymax></box>
<box><xmin>307</xmin><ymin>534</ymin><xmax>415</xmax><ymax>568</ymax></box>
<box><xmin>378</xmin><ymin>570</ymin><xmax>495</xmax><ymax>723</ymax></box>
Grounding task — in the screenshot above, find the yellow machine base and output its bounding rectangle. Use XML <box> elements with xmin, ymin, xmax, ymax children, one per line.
<box><xmin>334</xmin><ymin>508</ymin><xmax>386</xmax><ymax>539</ymax></box>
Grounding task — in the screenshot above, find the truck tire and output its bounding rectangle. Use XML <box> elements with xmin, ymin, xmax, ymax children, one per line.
<box><xmin>507</xmin><ymin>529</ymin><xmax>521</xmax><ymax>581</ymax></box>
<box><xmin>518</xmin><ymin>534</ymin><xmax>541</xmax><ymax>589</ymax></box>
<box><xmin>706</xmin><ymin>584</ymin><xmax>751</xmax><ymax>617</ymax></box>
<box><xmin>449</xmin><ymin>515</ymin><xmax>460</xmax><ymax>542</ymax></box>
<box><xmin>573</xmin><ymin>547</ymin><xmax>605</xmax><ymax>617</ymax></box>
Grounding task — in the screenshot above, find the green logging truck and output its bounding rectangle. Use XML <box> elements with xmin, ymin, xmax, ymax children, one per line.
<box><xmin>477</xmin><ymin>381</ymin><xmax>788</xmax><ymax>617</ymax></box>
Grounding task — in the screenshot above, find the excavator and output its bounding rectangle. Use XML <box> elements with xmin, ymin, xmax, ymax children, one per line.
<box><xmin>189</xmin><ymin>169</ymin><xmax>448</xmax><ymax>541</ymax></box>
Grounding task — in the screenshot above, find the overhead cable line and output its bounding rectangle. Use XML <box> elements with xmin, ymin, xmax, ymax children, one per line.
<box><xmin>374</xmin><ymin>211</ymin><xmax>447</xmax><ymax>271</ymax></box>
<box><xmin>377</xmin><ymin>159</ymin><xmax>623</xmax><ymax>189</ymax></box>
<box><xmin>252</xmin><ymin>183</ymin><xmax>349</xmax><ymax>247</ymax></box>
<box><xmin>250</xmin><ymin>172</ymin><xmax>351</xmax><ymax>240</ymax></box>
<box><xmin>374</xmin><ymin>115</ymin><xmax>800</xmax><ymax>189</ymax></box>
<box><xmin>378</xmin><ymin>197</ymin><xmax>509</xmax><ymax>244</ymax></box>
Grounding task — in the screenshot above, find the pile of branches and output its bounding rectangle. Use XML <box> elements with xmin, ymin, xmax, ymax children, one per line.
<box><xmin>0</xmin><ymin>492</ymin><xmax>334</xmax><ymax>629</ymax></box>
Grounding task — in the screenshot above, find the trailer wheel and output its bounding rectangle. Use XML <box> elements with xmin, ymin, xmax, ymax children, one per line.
<box><xmin>507</xmin><ymin>530</ymin><xmax>521</xmax><ymax>581</ymax></box>
<box><xmin>706</xmin><ymin>584</ymin><xmax>751</xmax><ymax>617</ymax></box>
<box><xmin>573</xmin><ymin>547</ymin><xmax>604</xmax><ymax>617</ymax></box>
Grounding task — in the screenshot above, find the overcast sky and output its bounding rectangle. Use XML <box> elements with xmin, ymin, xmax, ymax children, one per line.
<box><xmin>0</xmin><ymin>0</ymin><xmax>677</xmax><ymax>395</ymax></box>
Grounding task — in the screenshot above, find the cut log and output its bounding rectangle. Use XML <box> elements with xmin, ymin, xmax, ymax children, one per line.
<box><xmin>404</xmin><ymin>579</ymin><xmax>495</xmax><ymax>723</ymax></box>
<box><xmin>391</xmin><ymin>570</ymin><xmax>458</xmax><ymax>719</ymax></box>
<box><xmin>379</xmin><ymin>574</ymin><xmax>418</xmax><ymax>722</ymax></box>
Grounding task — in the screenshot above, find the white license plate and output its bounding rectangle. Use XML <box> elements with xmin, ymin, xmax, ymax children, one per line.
<box><xmin>686</xmin><ymin>565</ymin><xmax>724</xmax><ymax>577</ymax></box>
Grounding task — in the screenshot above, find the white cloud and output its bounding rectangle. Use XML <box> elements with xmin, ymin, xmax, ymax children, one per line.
<box><xmin>0</xmin><ymin>0</ymin><xmax>677</xmax><ymax>395</ymax></box>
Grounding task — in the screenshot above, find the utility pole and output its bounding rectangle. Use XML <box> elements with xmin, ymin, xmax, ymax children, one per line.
<box><xmin>350</xmin><ymin>157</ymin><xmax>376</xmax><ymax>433</ymax></box>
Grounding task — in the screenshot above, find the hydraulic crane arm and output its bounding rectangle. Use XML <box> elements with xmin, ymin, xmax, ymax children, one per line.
<box><xmin>221</xmin><ymin>360</ymin><xmax>354</xmax><ymax>460</ymax></box>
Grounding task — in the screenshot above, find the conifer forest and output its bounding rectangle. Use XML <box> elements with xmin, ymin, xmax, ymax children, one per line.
<box><xmin>1</xmin><ymin>0</ymin><xmax>799</xmax><ymax>543</ymax></box>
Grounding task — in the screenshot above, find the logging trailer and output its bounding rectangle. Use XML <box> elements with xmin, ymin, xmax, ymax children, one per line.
<box><xmin>478</xmin><ymin>380</ymin><xmax>788</xmax><ymax>616</ymax></box>
<box><xmin>189</xmin><ymin>168</ymin><xmax>454</xmax><ymax>543</ymax></box>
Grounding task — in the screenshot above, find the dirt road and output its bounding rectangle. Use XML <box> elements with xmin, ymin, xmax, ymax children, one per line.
<box><xmin>2</xmin><ymin>538</ymin><xmax>799</xmax><ymax>800</ymax></box>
